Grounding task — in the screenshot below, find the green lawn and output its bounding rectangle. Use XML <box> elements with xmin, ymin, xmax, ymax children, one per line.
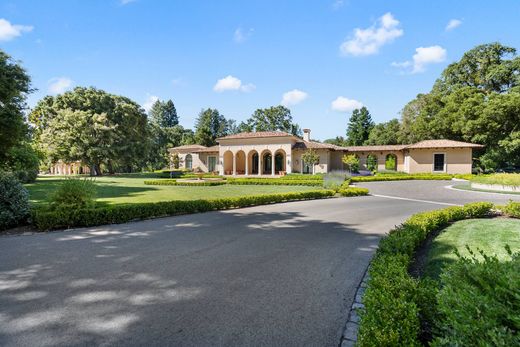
<box><xmin>471</xmin><ymin>173</ymin><xmax>520</xmax><ymax>186</ymax></box>
<box><xmin>26</xmin><ymin>175</ymin><xmax>319</xmax><ymax>206</ymax></box>
<box><xmin>425</xmin><ymin>218</ymin><xmax>520</xmax><ymax>278</ymax></box>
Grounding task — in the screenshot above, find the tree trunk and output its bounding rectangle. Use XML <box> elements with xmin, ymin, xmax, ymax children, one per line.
<box><xmin>107</xmin><ymin>160</ymin><xmax>115</xmax><ymax>175</ymax></box>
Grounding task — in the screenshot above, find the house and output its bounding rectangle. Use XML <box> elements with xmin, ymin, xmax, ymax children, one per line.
<box><xmin>169</xmin><ymin>129</ymin><xmax>483</xmax><ymax>175</ymax></box>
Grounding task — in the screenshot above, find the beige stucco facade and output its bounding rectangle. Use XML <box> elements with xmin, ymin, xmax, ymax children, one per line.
<box><xmin>169</xmin><ymin>131</ymin><xmax>482</xmax><ymax>176</ymax></box>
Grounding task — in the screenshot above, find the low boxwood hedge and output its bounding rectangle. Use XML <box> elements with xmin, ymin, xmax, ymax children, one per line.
<box><xmin>502</xmin><ymin>201</ymin><xmax>520</xmax><ymax>218</ymax></box>
<box><xmin>351</xmin><ymin>173</ymin><xmax>454</xmax><ymax>182</ymax></box>
<box><xmin>225</xmin><ymin>178</ymin><xmax>322</xmax><ymax>186</ymax></box>
<box><xmin>338</xmin><ymin>186</ymin><xmax>369</xmax><ymax>197</ymax></box>
<box><xmin>357</xmin><ymin>202</ymin><xmax>494</xmax><ymax>346</ymax></box>
<box><xmin>31</xmin><ymin>190</ymin><xmax>335</xmax><ymax>231</ymax></box>
<box><xmin>144</xmin><ymin>179</ymin><xmax>227</xmax><ymax>186</ymax></box>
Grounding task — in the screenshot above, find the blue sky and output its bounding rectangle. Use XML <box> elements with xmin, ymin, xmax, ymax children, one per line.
<box><xmin>1</xmin><ymin>0</ymin><xmax>519</xmax><ymax>140</ymax></box>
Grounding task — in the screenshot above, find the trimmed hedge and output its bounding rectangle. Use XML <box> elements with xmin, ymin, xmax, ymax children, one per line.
<box><xmin>338</xmin><ymin>186</ymin><xmax>369</xmax><ymax>197</ymax></box>
<box><xmin>226</xmin><ymin>178</ymin><xmax>322</xmax><ymax>186</ymax></box>
<box><xmin>31</xmin><ymin>190</ymin><xmax>336</xmax><ymax>231</ymax></box>
<box><xmin>144</xmin><ymin>179</ymin><xmax>226</xmax><ymax>186</ymax></box>
<box><xmin>357</xmin><ymin>202</ymin><xmax>495</xmax><ymax>346</ymax></box>
<box><xmin>284</xmin><ymin>174</ymin><xmax>323</xmax><ymax>181</ymax></box>
<box><xmin>352</xmin><ymin>173</ymin><xmax>454</xmax><ymax>182</ymax></box>
<box><xmin>502</xmin><ymin>201</ymin><xmax>520</xmax><ymax>218</ymax></box>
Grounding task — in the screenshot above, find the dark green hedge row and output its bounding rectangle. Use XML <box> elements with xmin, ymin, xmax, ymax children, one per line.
<box><xmin>144</xmin><ymin>179</ymin><xmax>226</xmax><ymax>186</ymax></box>
<box><xmin>338</xmin><ymin>186</ymin><xmax>369</xmax><ymax>197</ymax></box>
<box><xmin>226</xmin><ymin>178</ymin><xmax>322</xmax><ymax>186</ymax></box>
<box><xmin>31</xmin><ymin>190</ymin><xmax>336</xmax><ymax>231</ymax></box>
<box><xmin>351</xmin><ymin>173</ymin><xmax>454</xmax><ymax>182</ymax></box>
<box><xmin>283</xmin><ymin>174</ymin><xmax>323</xmax><ymax>181</ymax></box>
<box><xmin>357</xmin><ymin>202</ymin><xmax>494</xmax><ymax>346</ymax></box>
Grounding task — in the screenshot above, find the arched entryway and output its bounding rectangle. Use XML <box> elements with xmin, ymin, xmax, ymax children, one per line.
<box><xmin>261</xmin><ymin>150</ymin><xmax>272</xmax><ymax>175</ymax></box>
<box><xmin>366</xmin><ymin>154</ymin><xmax>378</xmax><ymax>171</ymax></box>
<box><xmin>385</xmin><ymin>153</ymin><xmax>397</xmax><ymax>171</ymax></box>
<box><xmin>235</xmin><ymin>150</ymin><xmax>246</xmax><ymax>175</ymax></box>
<box><xmin>223</xmin><ymin>150</ymin><xmax>233</xmax><ymax>175</ymax></box>
<box><xmin>274</xmin><ymin>149</ymin><xmax>286</xmax><ymax>174</ymax></box>
<box><xmin>248</xmin><ymin>150</ymin><xmax>259</xmax><ymax>175</ymax></box>
<box><xmin>185</xmin><ymin>154</ymin><xmax>193</xmax><ymax>170</ymax></box>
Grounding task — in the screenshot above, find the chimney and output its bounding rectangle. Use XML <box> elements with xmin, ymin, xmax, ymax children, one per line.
<box><xmin>303</xmin><ymin>128</ymin><xmax>311</xmax><ymax>142</ymax></box>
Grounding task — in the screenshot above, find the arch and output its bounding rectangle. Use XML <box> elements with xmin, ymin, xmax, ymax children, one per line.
<box><xmin>366</xmin><ymin>154</ymin><xmax>378</xmax><ymax>171</ymax></box>
<box><xmin>274</xmin><ymin>149</ymin><xmax>286</xmax><ymax>173</ymax></box>
<box><xmin>185</xmin><ymin>154</ymin><xmax>193</xmax><ymax>170</ymax></box>
<box><xmin>248</xmin><ymin>150</ymin><xmax>259</xmax><ymax>175</ymax></box>
<box><xmin>385</xmin><ymin>153</ymin><xmax>397</xmax><ymax>171</ymax></box>
<box><xmin>235</xmin><ymin>150</ymin><xmax>246</xmax><ymax>175</ymax></box>
<box><xmin>223</xmin><ymin>150</ymin><xmax>233</xmax><ymax>175</ymax></box>
<box><xmin>261</xmin><ymin>150</ymin><xmax>272</xmax><ymax>175</ymax></box>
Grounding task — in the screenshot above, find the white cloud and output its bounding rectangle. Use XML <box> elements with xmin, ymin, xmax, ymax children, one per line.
<box><xmin>340</xmin><ymin>12</ymin><xmax>403</xmax><ymax>56</ymax></box>
<box><xmin>445</xmin><ymin>19</ymin><xmax>462</xmax><ymax>31</ymax></box>
<box><xmin>47</xmin><ymin>77</ymin><xmax>74</xmax><ymax>95</ymax></box>
<box><xmin>143</xmin><ymin>95</ymin><xmax>159</xmax><ymax>112</ymax></box>
<box><xmin>281</xmin><ymin>89</ymin><xmax>308</xmax><ymax>106</ymax></box>
<box><xmin>233</xmin><ymin>27</ymin><xmax>254</xmax><ymax>43</ymax></box>
<box><xmin>0</xmin><ymin>18</ymin><xmax>33</xmax><ymax>42</ymax></box>
<box><xmin>392</xmin><ymin>45</ymin><xmax>447</xmax><ymax>73</ymax></box>
<box><xmin>331</xmin><ymin>96</ymin><xmax>363</xmax><ymax>112</ymax></box>
<box><xmin>213</xmin><ymin>75</ymin><xmax>255</xmax><ymax>92</ymax></box>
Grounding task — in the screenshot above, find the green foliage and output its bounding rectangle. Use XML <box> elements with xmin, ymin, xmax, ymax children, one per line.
<box><xmin>338</xmin><ymin>186</ymin><xmax>369</xmax><ymax>196</ymax></box>
<box><xmin>32</xmin><ymin>190</ymin><xmax>336</xmax><ymax>230</ymax></box>
<box><xmin>144</xmin><ymin>179</ymin><xmax>226</xmax><ymax>186</ymax></box>
<box><xmin>351</xmin><ymin>173</ymin><xmax>453</xmax><ymax>182</ymax></box>
<box><xmin>342</xmin><ymin>154</ymin><xmax>360</xmax><ymax>173</ymax></box>
<box><xmin>284</xmin><ymin>173</ymin><xmax>323</xmax><ymax>180</ymax></box>
<box><xmin>0</xmin><ymin>172</ymin><xmax>30</xmax><ymax>230</ymax></box>
<box><xmin>301</xmin><ymin>149</ymin><xmax>320</xmax><ymax>174</ymax></box>
<box><xmin>47</xmin><ymin>177</ymin><xmax>96</xmax><ymax>210</ymax></box>
<box><xmin>323</xmin><ymin>136</ymin><xmax>346</xmax><ymax>146</ymax></box>
<box><xmin>31</xmin><ymin>87</ymin><xmax>149</xmax><ymax>175</ymax></box>
<box><xmin>502</xmin><ymin>201</ymin><xmax>520</xmax><ymax>218</ymax></box>
<box><xmin>0</xmin><ymin>50</ymin><xmax>31</xmax><ymax>162</ymax></box>
<box><xmin>226</xmin><ymin>178</ymin><xmax>322</xmax><ymax>186</ymax></box>
<box><xmin>471</xmin><ymin>173</ymin><xmax>520</xmax><ymax>186</ymax></box>
<box><xmin>366</xmin><ymin>119</ymin><xmax>401</xmax><ymax>145</ymax></box>
<box><xmin>366</xmin><ymin>154</ymin><xmax>378</xmax><ymax>171</ymax></box>
<box><xmin>238</xmin><ymin>105</ymin><xmax>301</xmax><ymax>136</ymax></box>
<box><xmin>171</xmin><ymin>153</ymin><xmax>180</xmax><ymax>169</ymax></box>
<box><xmin>385</xmin><ymin>154</ymin><xmax>397</xmax><ymax>171</ymax></box>
<box><xmin>323</xmin><ymin>171</ymin><xmax>350</xmax><ymax>190</ymax></box>
<box><xmin>149</xmin><ymin>99</ymin><xmax>178</xmax><ymax>127</ymax></box>
<box><xmin>194</xmin><ymin>108</ymin><xmax>230</xmax><ymax>146</ymax></box>
<box><xmin>432</xmin><ymin>249</ymin><xmax>520</xmax><ymax>346</ymax></box>
<box><xmin>3</xmin><ymin>142</ymin><xmax>40</xmax><ymax>183</ymax></box>
<box><xmin>346</xmin><ymin>107</ymin><xmax>374</xmax><ymax>146</ymax></box>
<box><xmin>357</xmin><ymin>202</ymin><xmax>495</xmax><ymax>346</ymax></box>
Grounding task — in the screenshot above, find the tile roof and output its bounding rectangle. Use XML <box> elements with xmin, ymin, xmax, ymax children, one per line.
<box><xmin>168</xmin><ymin>144</ymin><xmax>207</xmax><ymax>153</ymax></box>
<box><xmin>292</xmin><ymin>141</ymin><xmax>341</xmax><ymax>150</ymax></box>
<box><xmin>341</xmin><ymin>145</ymin><xmax>408</xmax><ymax>152</ymax></box>
<box><xmin>217</xmin><ymin>131</ymin><xmax>294</xmax><ymax>140</ymax></box>
<box><xmin>405</xmin><ymin>139</ymin><xmax>484</xmax><ymax>149</ymax></box>
<box><xmin>195</xmin><ymin>145</ymin><xmax>219</xmax><ymax>153</ymax></box>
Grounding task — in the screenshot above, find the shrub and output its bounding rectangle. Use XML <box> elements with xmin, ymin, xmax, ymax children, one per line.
<box><xmin>32</xmin><ymin>190</ymin><xmax>336</xmax><ymax>231</ymax></box>
<box><xmin>284</xmin><ymin>174</ymin><xmax>323</xmax><ymax>180</ymax></box>
<box><xmin>471</xmin><ymin>173</ymin><xmax>520</xmax><ymax>187</ymax></box>
<box><xmin>144</xmin><ymin>179</ymin><xmax>226</xmax><ymax>186</ymax></box>
<box><xmin>3</xmin><ymin>143</ymin><xmax>40</xmax><ymax>183</ymax></box>
<box><xmin>0</xmin><ymin>172</ymin><xmax>30</xmax><ymax>230</ymax></box>
<box><xmin>338</xmin><ymin>186</ymin><xmax>369</xmax><ymax>196</ymax></box>
<box><xmin>351</xmin><ymin>173</ymin><xmax>453</xmax><ymax>182</ymax></box>
<box><xmin>502</xmin><ymin>201</ymin><xmax>520</xmax><ymax>218</ymax></box>
<box><xmin>323</xmin><ymin>171</ymin><xmax>350</xmax><ymax>190</ymax></box>
<box><xmin>226</xmin><ymin>178</ymin><xmax>322</xmax><ymax>186</ymax></box>
<box><xmin>47</xmin><ymin>177</ymin><xmax>96</xmax><ymax>210</ymax></box>
<box><xmin>432</xmin><ymin>249</ymin><xmax>520</xmax><ymax>346</ymax></box>
<box><xmin>357</xmin><ymin>202</ymin><xmax>495</xmax><ymax>346</ymax></box>
<box><xmin>342</xmin><ymin>154</ymin><xmax>360</xmax><ymax>173</ymax></box>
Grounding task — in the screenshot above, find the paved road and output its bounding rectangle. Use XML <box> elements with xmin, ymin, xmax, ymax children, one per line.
<box><xmin>0</xmin><ymin>181</ymin><xmax>517</xmax><ymax>347</ymax></box>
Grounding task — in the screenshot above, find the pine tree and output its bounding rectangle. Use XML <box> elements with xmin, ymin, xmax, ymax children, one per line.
<box><xmin>346</xmin><ymin>107</ymin><xmax>374</xmax><ymax>146</ymax></box>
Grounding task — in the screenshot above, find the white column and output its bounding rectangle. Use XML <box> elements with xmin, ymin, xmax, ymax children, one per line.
<box><xmin>286</xmin><ymin>155</ymin><xmax>292</xmax><ymax>174</ymax></box>
<box><xmin>271</xmin><ymin>153</ymin><xmax>275</xmax><ymax>176</ymax></box>
<box><xmin>219</xmin><ymin>156</ymin><xmax>224</xmax><ymax>175</ymax></box>
<box><xmin>245</xmin><ymin>154</ymin><xmax>249</xmax><ymax>176</ymax></box>
<box><xmin>258</xmin><ymin>155</ymin><xmax>262</xmax><ymax>176</ymax></box>
<box><xmin>232</xmin><ymin>153</ymin><xmax>237</xmax><ymax>176</ymax></box>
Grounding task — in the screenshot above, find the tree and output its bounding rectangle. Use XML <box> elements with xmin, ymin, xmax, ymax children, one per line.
<box><xmin>194</xmin><ymin>108</ymin><xmax>229</xmax><ymax>146</ymax></box>
<box><xmin>239</xmin><ymin>106</ymin><xmax>302</xmax><ymax>136</ymax></box>
<box><xmin>301</xmin><ymin>149</ymin><xmax>320</xmax><ymax>174</ymax></box>
<box><xmin>31</xmin><ymin>87</ymin><xmax>149</xmax><ymax>175</ymax></box>
<box><xmin>149</xmin><ymin>99</ymin><xmax>178</xmax><ymax>128</ymax></box>
<box><xmin>0</xmin><ymin>50</ymin><xmax>31</xmax><ymax>162</ymax></box>
<box><xmin>366</xmin><ymin>119</ymin><xmax>401</xmax><ymax>145</ymax></box>
<box><xmin>324</xmin><ymin>136</ymin><xmax>347</xmax><ymax>146</ymax></box>
<box><xmin>346</xmin><ymin>107</ymin><xmax>374</xmax><ymax>146</ymax></box>
<box><xmin>342</xmin><ymin>154</ymin><xmax>359</xmax><ymax>173</ymax></box>
<box><xmin>398</xmin><ymin>42</ymin><xmax>520</xmax><ymax>170</ymax></box>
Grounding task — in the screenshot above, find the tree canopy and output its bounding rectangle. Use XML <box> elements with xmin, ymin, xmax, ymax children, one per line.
<box><xmin>239</xmin><ymin>106</ymin><xmax>302</xmax><ymax>136</ymax></box>
<box><xmin>149</xmin><ymin>99</ymin><xmax>179</xmax><ymax>128</ymax></box>
<box><xmin>194</xmin><ymin>108</ymin><xmax>230</xmax><ymax>146</ymax></box>
<box><xmin>346</xmin><ymin>107</ymin><xmax>374</xmax><ymax>146</ymax></box>
<box><xmin>365</xmin><ymin>119</ymin><xmax>401</xmax><ymax>145</ymax></box>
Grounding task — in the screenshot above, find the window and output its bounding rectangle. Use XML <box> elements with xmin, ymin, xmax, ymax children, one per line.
<box><xmin>433</xmin><ymin>153</ymin><xmax>445</xmax><ymax>172</ymax></box>
<box><xmin>185</xmin><ymin>154</ymin><xmax>193</xmax><ymax>169</ymax></box>
<box><xmin>208</xmin><ymin>156</ymin><xmax>216</xmax><ymax>172</ymax></box>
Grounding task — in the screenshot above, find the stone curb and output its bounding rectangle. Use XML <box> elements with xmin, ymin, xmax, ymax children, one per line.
<box><xmin>339</xmin><ymin>267</ymin><xmax>370</xmax><ymax>347</ymax></box>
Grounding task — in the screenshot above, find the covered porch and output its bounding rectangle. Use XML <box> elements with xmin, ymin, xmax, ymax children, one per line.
<box><xmin>221</xmin><ymin>148</ymin><xmax>290</xmax><ymax>176</ymax></box>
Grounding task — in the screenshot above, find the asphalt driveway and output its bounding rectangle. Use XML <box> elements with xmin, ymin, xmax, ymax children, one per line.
<box><xmin>0</xmin><ymin>181</ymin><xmax>517</xmax><ymax>346</ymax></box>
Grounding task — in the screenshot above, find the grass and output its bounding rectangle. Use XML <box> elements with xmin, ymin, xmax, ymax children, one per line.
<box><xmin>425</xmin><ymin>218</ymin><xmax>520</xmax><ymax>279</ymax></box>
<box><xmin>471</xmin><ymin>173</ymin><xmax>520</xmax><ymax>187</ymax></box>
<box><xmin>25</xmin><ymin>174</ymin><xmax>319</xmax><ymax>206</ymax></box>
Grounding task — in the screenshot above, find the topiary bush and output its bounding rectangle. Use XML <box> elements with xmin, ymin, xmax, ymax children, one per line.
<box><xmin>47</xmin><ymin>177</ymin><xmax>97</xmax><ymax>210</ymax></box>
<box><xmin>0</xmin><ymin>172</ymin><xmax>30</xmax><ymax>230</ymax></box>
<box><xmin>338</xmin><ymin>186</ymin><xmax>369</xmax><ymax>196</ymax></box>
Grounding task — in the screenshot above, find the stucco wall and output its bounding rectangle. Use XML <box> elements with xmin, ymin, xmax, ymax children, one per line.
<box><xmin>291</xmin><ymin>149</ymin><xmax>330</xmax><ymax>174</ymax></box>
<box><xmin>176</xmin><ymin>152</ymin><xmax>219</xmax><ymax>172</ymax></box>
<box><xmin>352</xmin><ymin>151</ymin><xmax>405</xmax><ymax>172</ymax></box>
<box><xmin>407</xmin><ymin>148</ymin><xmax>473</xmax><ymax>174</ymax></box>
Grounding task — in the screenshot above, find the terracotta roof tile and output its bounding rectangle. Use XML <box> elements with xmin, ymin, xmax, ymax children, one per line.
<box><xmin>168</xmin><ymin>144</ymin><xmax>207</xmax><ymax>153</ymax></box>
<box><xmin>217</xmin><ymin>131</ymin><xmax>294</xmax><ymax>140</ymax></box>
<box><xmin>341</xmin><ymin>145</ymin><xmax>408</xmax><ymax>152</ymax></box>
<box><xmin>292</xmin><ymin>141</ymin><xmax>340</xmax><ymax>150</ymax></box>
<box><xmin>405</xmin><ymin>139</ymin><xmax>484</xmax><ymax>149</ymax></box>
<box><xmin>195</xmin><ymin>145</ymin><xmax>219</xmax><ymax>153</ymax></box>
